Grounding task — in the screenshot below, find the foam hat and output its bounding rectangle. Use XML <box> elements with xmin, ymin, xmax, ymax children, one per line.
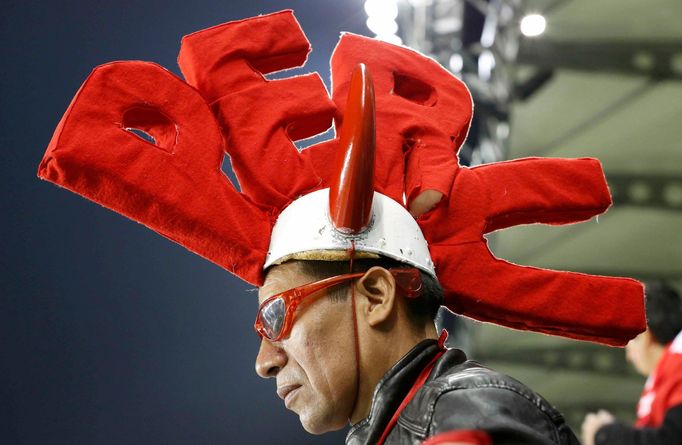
<box><xmin>38</xmin><ymin>10</ymin><xmax>645</xmax><ymax>346</ymax></box>
<box><xmin>265</xmin><ymin>63</ymin><xmax>436</xmax><ymax>276</ymax></box>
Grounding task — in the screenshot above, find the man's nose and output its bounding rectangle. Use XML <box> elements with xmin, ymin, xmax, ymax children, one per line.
<box><xmin>255</xmin><ymin>338</ymin><xmax>287</xmax><ymax>378</ymax></box>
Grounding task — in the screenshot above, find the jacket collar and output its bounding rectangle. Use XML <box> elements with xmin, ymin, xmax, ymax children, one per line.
<box><xmin>346</xmin><ymin>339</ymin><xmax>442</xmax><ymax>445</ymax></box>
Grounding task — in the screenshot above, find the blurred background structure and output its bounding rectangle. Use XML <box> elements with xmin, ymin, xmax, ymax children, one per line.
<box><xmin>368</xmin><ymin>0</ymin><xmax>682</xmax><ymax>427</ymax></box>
<box><xmin>2</xmin><ymin>0</ymin><xmax>681</xmax><ymax>443</ymax></box>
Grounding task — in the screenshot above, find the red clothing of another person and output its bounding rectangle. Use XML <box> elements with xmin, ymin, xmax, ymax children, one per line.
<box><xmin>636</xmin><ymin>331</ymin><xmax>682</xmax><ymax>427</ymax></box>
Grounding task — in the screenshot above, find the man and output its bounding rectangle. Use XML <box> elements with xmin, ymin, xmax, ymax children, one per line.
<box><xmin>37</xmin><ymin>10</ymin><xmax>646</xmax><ymax>444</ymax></box>
<box><xmin>582</xmin><ymin>281</ymin><xmax>682</xmax><ymax>445</ymax></box>
<box><xmin>256</xmin><ymin>257</ymin><xmax>580</xmax><ymax>444</ymax></box>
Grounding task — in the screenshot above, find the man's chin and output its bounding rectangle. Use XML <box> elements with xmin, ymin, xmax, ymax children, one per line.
<box><xmin>298</xmin><ymin>410</ymin><xmax>346</xmax><ymax>435</ymax></box>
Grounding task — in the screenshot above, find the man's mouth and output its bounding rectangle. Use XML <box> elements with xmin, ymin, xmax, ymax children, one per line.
<box><xmin>277</xmin><ymin>384</ymin><xmax>302</xmax><ymax>407</ymax></box>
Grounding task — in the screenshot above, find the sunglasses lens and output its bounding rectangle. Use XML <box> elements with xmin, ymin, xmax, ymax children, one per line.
<box><xmin>260</xmin><ymin>297</ymin><xmax>286</xmax><ymax>340</ymax></box>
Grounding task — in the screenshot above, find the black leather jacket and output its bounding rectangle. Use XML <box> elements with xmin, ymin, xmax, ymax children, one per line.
<box><xmin>346</xmin><ymin>339</ymin><xmax>580</xmax><ymax>445</ymax></box>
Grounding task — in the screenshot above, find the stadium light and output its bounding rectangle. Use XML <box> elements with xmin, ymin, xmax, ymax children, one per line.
<box><xmin>478</xmin><ymin>50</ymin><xmax>495</xmax><ymax>81</ymax></box>
<box><xmin>366</xmin><ymin>15</ymin><xmax>399</xmax><ymax>36</ymax></box>
<box><xmin>520</xmin><ymin>14</ymin><xmax>546</xmax><ymax>37</ymax></box>
<box><xmin>364</xmin><ymin>0</ymin><xmax>398</xmax><ymax>20</ymax></box>
<box><xmin>365</xmin><ymin>0</ymin><xmax>401</xmax><ymax>45</ymax></box>
<box><xmin>448</xmin><ymin>53</ymin><xmax>463</xmax><ymax>73</ymax></box>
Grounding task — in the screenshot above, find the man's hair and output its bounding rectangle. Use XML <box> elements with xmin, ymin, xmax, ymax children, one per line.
<box><xmin>644</xmin><ymin>281</ymin><xmax>682</xmax><ymax>345</ymax></box>
<box><xmin>296</xmin><ymin>257</ymin><xmax>443</xmax><ymax>328</ymax></box>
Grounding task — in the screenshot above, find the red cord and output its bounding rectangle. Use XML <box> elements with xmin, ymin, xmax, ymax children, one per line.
<box><xmin>376</xmin><ymin>330</ymin><xmax>448</xmax><ymax>445</ymax></box>
<box><xmin>346</xmin><ymin>243</ymin><xmax>448</xmax><ymax>437</ymax></box>
<box><xmin>348</xmin><ymin>241</ymin><xmax>363</xmax><ymax>423</ymax></box>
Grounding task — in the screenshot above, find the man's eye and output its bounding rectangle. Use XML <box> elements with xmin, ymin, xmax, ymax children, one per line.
<box><xmin>262</xmin><ymin>298</ymin><xmax>285</xmax><ymax>337</ymax></box>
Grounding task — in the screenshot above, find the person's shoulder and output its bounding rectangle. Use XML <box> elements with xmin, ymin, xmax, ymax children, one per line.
<box><xmin>667</xmin><ymin>331</ymin><xmax>682</xmax><ymax>357</ymax></box>
<box><xmin>430</xmin><ymin>359</ymin><xmax>531</xmax><ymax>392</ymax></box>
<box><xmin>429</xmin><ymin>360</ymin><xmax>563</xmax><ymax>420</ymax></box>
<box><xmin>402</xmin><ymin>359</ymin><xmax>577</xmax><ymax>444</ymax></box>
<box><xmin>426</xmin><ymin>358</ymin><xmax>549</xmax><ymax>404</ymax></box>
<box><xmin>661</xmin><ymin>332</ymin><xmax>682</xmax><ymax>377</ymax></box>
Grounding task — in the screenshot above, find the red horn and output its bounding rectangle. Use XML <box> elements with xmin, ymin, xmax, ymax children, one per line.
<box><xmin>329</xmin><ymin>63</ymin><xmax>376</xmax><ymax>234</ymax></box>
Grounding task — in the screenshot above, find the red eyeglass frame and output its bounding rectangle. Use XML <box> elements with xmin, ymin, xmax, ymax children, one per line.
<box><xmin>254</xmin><ymin>268</ymin><xmax>422</xmax><ymax>341</ymax></box>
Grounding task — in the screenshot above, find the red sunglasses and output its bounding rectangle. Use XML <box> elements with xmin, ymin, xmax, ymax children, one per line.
<box><xmin>254</xmin><ymin>268</ymin><xmax>422</xmax><ymax>341</ymax></box>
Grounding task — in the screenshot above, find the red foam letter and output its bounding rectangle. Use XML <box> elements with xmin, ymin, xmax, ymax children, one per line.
<box><xmin>421</xmin><ymin>158</ymin><xmax>645</xmax><ymax>346</ymax></box>
<box><xmin>38</xmin><ymin>62</ymin><xmax>271</xmax><ymax>285</ymax></box>
<box><xmin>178</xmin><ymin>10</ymin><xmax>335</xmax><ymax>210</ymax></box>
<box><xmin>326</xmin><ymin>34</ymin><xmax>472</xmax><ymax>205</ymax></box>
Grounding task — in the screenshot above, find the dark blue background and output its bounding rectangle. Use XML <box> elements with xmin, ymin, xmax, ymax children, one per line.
<box><xmin>1</xmin><ymin>1</ymin><xmax>369</xmax><ymax>443</ymax></box>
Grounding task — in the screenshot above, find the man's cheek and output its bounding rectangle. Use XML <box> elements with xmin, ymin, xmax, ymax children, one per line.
<box><xmin>287</xmin><ymin>318</ymin><xmax>319</xmax><ymax>348</ymax></box>
<box><xmin>294</xmin><ymin>309</ymin><xmax>337</xmax><ymax>346</ymax></box>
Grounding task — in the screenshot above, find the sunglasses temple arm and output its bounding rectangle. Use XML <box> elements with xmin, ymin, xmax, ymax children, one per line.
<box><xmin>300</xmin><ymin>273</ymin><xmax>365</xmax><ymax>296</ymax></box>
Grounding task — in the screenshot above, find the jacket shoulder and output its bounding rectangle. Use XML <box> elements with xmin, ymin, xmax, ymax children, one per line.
<box><xmin>399</xmin><ymin>361</ymin><xmax>577</xmax><ymax>445</ymax></box>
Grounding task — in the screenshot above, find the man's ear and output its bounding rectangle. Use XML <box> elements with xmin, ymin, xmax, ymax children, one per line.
<box><xmin>355</xmin><ymin>267</ymin><xmax>397</xmax><ymax>327</ymax></box>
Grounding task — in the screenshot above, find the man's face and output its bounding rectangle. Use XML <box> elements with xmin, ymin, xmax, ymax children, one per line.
<box><xmin>255</xmin><ymin>261</ymin><xmax>358</xmax><ymax>434</ymax></box>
